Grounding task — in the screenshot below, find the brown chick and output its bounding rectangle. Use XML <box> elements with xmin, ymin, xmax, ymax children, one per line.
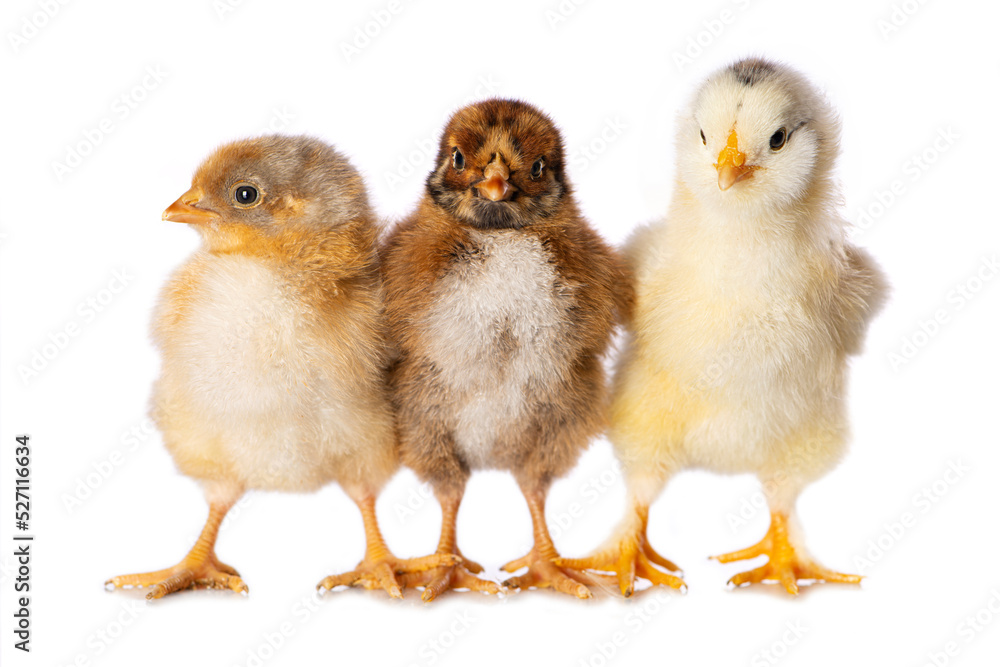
<box><xmin>106</xmin><ymin>135</ymin><xmax>452</xmax><ymax>600</ymax></box>
<box><xmin>382</xmin><ymin>99</ymin><xmax>633</xmax><ymax>600</ymax></box>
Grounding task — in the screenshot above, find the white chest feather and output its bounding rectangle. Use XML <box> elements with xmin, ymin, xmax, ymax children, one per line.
<box><xmin>420</xmin><ymin>231</ymin><xmax>574</xmax><ymax>467</ymax></box>
<box><xmin>176</xmin><ymin>256</ymin><xmax>311</xmax><ymax>409</ymax></box>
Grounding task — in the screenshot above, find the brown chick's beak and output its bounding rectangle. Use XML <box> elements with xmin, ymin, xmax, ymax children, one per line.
<box><xmin>163</xmin><ymin>187</ymin><xmax>219</xmax><ymax>224</ymax></box>
<box><xmin>715</xmin><ymin>130</ymin><xmax>755</xmax><ymax>191</ymax></box>
<box><xmin>476</xmin><ymin>160</ymin><xmax>515</xmax><ymax>202</ymax></box>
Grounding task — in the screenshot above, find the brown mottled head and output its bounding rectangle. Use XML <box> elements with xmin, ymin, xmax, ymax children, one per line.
<box><xmin>426</xmin><ymin>99</ymin><xmax>568</xmax><ymax>230</ymax></box>
<box><xmin>163</xmin><ymin>135</ymin><xmax>371</xmax><ymax>238</ymax></box>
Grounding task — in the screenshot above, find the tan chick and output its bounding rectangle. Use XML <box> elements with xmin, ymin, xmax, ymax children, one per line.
<box><xmin>382</xmin><ymin>99</ymin><xmax>633</xmax><ymax>600</ymax></box>
<box><xmin>561</xmin><ymin>59</ymin><xmax>888</xmax><ymax>595</ymax></box>
<box><xmin>106</xmin><ymin>135</ymin><xmax>451</xmax><ymax>600</ymax></box>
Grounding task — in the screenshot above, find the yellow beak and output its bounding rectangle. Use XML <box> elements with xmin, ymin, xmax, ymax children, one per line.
<box><xmin>162</xmin><ymin>187</ymin><xmax>219</xmax><ymax>224</ymax></box>
<box><xmin>715</xmin><ymin>131</ymin><xmax>755</xmax><ymax>191</ymax></box>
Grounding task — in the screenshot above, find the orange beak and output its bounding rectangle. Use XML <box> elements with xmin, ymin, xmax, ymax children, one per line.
<box><xmin>476</xmin><ymin>159</ymin><xmax>514</xmax><ymax>202</ymax></box>
<box><xmin>162</xmin><ymin>186</ymin><xmax>219</xmax><ymax>224</ymax></box>
<box><xmin>715</xmin><ymin>131</ymin><xmax>756</xmax><ymax>191</ymax></box>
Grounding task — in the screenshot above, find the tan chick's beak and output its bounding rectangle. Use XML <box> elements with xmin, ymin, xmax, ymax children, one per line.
<box><xmin>476</xmin><ymin>159</ymin><xmax>515</xmax><ymax>202</ymax></box>
<box><xmin>715</xmin><ymin>131</ymin><xmax>756</xmax><ymax>191</ymax></box>
<box><xmin>162</xmin><ymin>186</ymin><xmax>219</xmax><ymax>224</ymax></box>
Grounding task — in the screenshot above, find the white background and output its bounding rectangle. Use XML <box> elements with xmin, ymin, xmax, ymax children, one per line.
<box><xmin>2</xmin><ymin>0</ymin><xmax>998</xmax><ymax>666</ymax></box>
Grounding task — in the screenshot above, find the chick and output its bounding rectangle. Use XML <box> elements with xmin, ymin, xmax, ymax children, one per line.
<box><xmin>560</xmin><ymin>59</ymin><xmax>888</xmax><ymax>595</ymax></box>
<box><xmin>106</xmin><ymin>135</ymin><xmax>451</xmax><ymax>599</ymax></box>
<box><xmin>382</xmin><ymin>99</ymin><xmax>632</xmax><ymax>600</ymax></box>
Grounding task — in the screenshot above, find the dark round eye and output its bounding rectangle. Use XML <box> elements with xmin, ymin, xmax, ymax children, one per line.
<box><xmin>233</xmin><ymin>184</ymin><xmax>259</xmax><ymax>207</ymax></box>
<box><xmin>769</xmin><ymin>127</ymin><xmax>787</xmax><ymax>150</ymax></box>
<box><xmin>452</xmin><ymin>147</ymin><xmax>465</xmax><ymax>171</ymax></box>
<box><xmin>700</xmin><ymin>129</ymin><xmax>706</xmax><ymax>145</ymax></box>
<box><xmin>530</xmin><ymin>159</ymin><xmax>545</xmax><ymax>179</ymax></box>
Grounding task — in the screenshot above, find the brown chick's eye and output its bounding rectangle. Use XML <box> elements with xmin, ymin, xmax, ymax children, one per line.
<box><xmin>232</xmin><ymin>184</ymin><xmax>259</xmax><ymax>207</ymax></box>
<box><xmin>700</xmin><ymin>129</ymin><xmax>706</xmax><ymax>145</ymax></box>
<box><xmin>530</xmin><ymin>159</ymin><xmax>544</xmax><ymax>179</ymax></box>
<box><xmin>452</xmin><ymin>148</ymin><xmax>465</xmax><ymax>171</ymax></box>
<box><xmin>770</xmin><ymin>127</ymin><xmax>787</xmax><ymax>150</ymax></box>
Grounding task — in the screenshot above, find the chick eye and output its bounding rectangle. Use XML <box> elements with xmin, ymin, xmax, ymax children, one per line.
<box><xmin>769</xmin><ymin>127</ymin><xmax>787</xmax><ymax>151</ymax></box>
<box><xmin>232</xmin><ymin>184</ymin><xmax>259</xmax><ymax>207</ymax></box>
<box><xmin>452</xmin><ymin>147</ymin><xmax>465</xmax><ymax>171</ymax></box>
<box><xmin>530</xmin><ymin>158</ymin><xmax>545</xmax><ymax>179</ymax></box>
<box><xmin>700</xmin><ymin>129</ymin><xmax>706</xmax><ymax>145</ymax></box>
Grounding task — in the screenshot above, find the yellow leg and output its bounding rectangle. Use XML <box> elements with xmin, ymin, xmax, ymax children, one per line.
<box><xmin>711</xmin><ymin>512</ymin><xmax>862</xmax><ymax>595</ymax></box>
<box><xmin>555</xmin><ymin>501</ymin><xmax>685</xmax><ymax>597</ymax></box>
<box><xmin>106</xmin><ymin>499</ymin><xmax>247</xmax><ymax>600</ymax></box>
<box><xmin>502</xmin><ymin>489</ymin><xmax>615</xmax><ymax>599</ymax></box>
<box><xmin>395</xmin><ymin>493</ymin><xmax>501</xmax><ymax>602</ymax></box>
<box><xmin>317</xmin><ymin>493</ymin><xmax>461</xmax><ymax>599</ymax></box>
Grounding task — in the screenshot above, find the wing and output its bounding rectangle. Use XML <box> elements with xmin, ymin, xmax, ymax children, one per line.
<box><xmin>833</xmin><ymin>244</ymin><xmax>889</xmax><ymax>355</ymax></box>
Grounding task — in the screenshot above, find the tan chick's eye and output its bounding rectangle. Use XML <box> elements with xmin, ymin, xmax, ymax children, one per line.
<box><xmin>232</xmin><ymin>183</ymin><xmax>260</xmax><ymax>208</ymax></box>
<box><xmin>530</xmin><ymin>159</ymin><xmax>544</xmax><ymax>179</ymax></box>
<box><xmin>452</xmin><ymin>147</ymin><xmax>465</xmax><ymax>171</ymax></box>
<box><xmin>700</xmin><ymin>129</ymin><xmax>706</xmax><ymax>145</ymax></box>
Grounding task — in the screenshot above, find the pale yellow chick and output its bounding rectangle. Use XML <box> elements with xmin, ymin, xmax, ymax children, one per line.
<box><xmin>561</xmin><ymin>59</ymin><xmax>888</xmax><ymax>595</ymax></box>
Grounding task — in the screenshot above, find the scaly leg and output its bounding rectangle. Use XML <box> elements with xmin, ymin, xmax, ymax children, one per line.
<box><xmin>395</xmin><ymin>492</ymin><xmax>501</xmax><ymax>602</ymax></box>
<box><xmin>317</xmin><ymin>493</ymin><xmax>460</xmax><ymax>599</ymax></box>
<box><xmin>503</xmin><ymin>488</ymin><xmax>620</xmax><ymax>599</ymax></box>
<box><xmin>105</xmin><ymin>496</ymin><xmax>247</xmax><ymax>600</ymax></box>
<box><xmin>555</xmin><ymin>500</ymin><xmax>685</xmax><ymax>597</ymax></box>
<box><xmin>711</xmin><ymin>512</ymin><xmax>862</xmax><ymax>595</ymax></box>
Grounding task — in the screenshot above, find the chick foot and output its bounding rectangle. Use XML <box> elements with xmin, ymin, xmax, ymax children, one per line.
<box><xmin>504</xmin><ymin>487</ymin><xmax>633</xmax><ymax>599</ymax></box>
<box><xmin>397</xmin><ymin>552</ymin><xmax>501</xmax><ymax>602</ymax></box>
<box><xmin>318</xmin><ymin>492</ymin><xmax>460</xmax><ymax>599</ymax></box>
<box><xmin>105</xmin><ymin>500</ymin><xmax>246</xmax><ymax>600</ymax></box>
<box><xmin>318</xmin><ymin>552</ymin><xmax>460</xmax><ymax>599</ymax></box>
<box><xmin>106</xmin><ymin>554</ymin><xmax>247</xmax><ymax>600</ymax></box>
<box><xmin>556</xmin><ymin>534</ymin><xmax>685</xmax><ymax>597</ymax></box>
<box><xmin>502</xmin><ymin>547</ymin><xmax>599</xmax><ymax>599</ymax></box>
<box><xmin>712</xmin><ymin>512</ymin><xmax>862</xmax><ymax>595</ymax></box>
<box><xmin>394</xmin><ymin>491</ymin><xmax>501</xmax><ymax>601</ymax></box>
<box><xmin>555</xmin><ymin>504</ymin><xmax>684</xmax><ymax>597</ymax></box>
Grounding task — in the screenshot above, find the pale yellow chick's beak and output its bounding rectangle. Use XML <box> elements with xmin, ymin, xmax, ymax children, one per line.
<box><xmin>715</xmin><ymin>130</ymin><xmax>757</xmax><ymax>191</ymax></box>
